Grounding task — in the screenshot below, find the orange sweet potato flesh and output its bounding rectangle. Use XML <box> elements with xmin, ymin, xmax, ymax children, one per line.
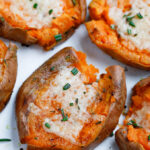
<box><xmin>0</xmin><ymin>0</ymin><xmax>86</xmax><ymax>50</ymax></box>
<box><xmin>16</xmin><ymin>47</ymin><xmax>126</xmax><ymax>150</ymax></box>
<box><xmin>85</xmin><ymin>0</ymin><xmax>150</xmax><ymax>70</ymax></box>
<box><xmin>116</xmin><ymin>77</ymin><xmax>150</xmax><ymax>150</ymax></box>
<box><xmin>0</xmin><ymin>40</ymin><xmax>17</xmax><ymax>111</ymax></box>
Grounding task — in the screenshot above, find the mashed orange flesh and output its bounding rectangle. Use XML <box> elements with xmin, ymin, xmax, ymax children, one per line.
<box><xmin>22</xmin><ymin>50</ymin><xmax>116</xmax><ymax>149</ymax></box>
<box><xmin>125</xmin><ymin>85</ymin><xmax>150</xmax><ymax>150</ymax></box>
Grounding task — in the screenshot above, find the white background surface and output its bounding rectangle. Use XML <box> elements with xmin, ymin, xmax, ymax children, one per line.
<box><xmin>0</xmin><ymin>0</ymin><xmax>149</xmax><ymax>150</ymax></box>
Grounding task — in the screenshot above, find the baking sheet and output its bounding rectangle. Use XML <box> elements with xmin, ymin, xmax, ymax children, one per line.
<box><xmin>0</xmin><ymin>0</ymin><xmax>149</xmax><ymax>149</ymax></box>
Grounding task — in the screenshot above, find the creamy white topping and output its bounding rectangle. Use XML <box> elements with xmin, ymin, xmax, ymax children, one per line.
<box><xmin>38</xmin><ymin>67</ymin><xmax>100</xmax><ymax>144</ymax></box>
<box><xmin>9</xmin><ymin>0</ymin><xmax>64</xmax><ymax>29</ymax></box>
<box><xmin>129</xmin><ymin>102</ymin><xmax>150</xmax><ymax>132</ymax></box>
<box><xmin>108</xmin><ymin>0</ymin><xmax>150</xmax><ymax>51</ymax></box>
<box><xmin>28</xmin><ymin>102</ymin><xmax>41</xmax><ymax>115</ymax></box>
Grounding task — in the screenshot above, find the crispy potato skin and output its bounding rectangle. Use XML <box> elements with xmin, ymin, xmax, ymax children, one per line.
<box><xmin>115</xmin><ymin>77</ymin><xmax>150</xmax><ymax>150</ymax></box>
<box><xmin>0</xmin><ymin>42</ymin><xmax>17</xmax><ymax>112</ymax></box>
<box><xmin>16</xmin><ymin>47</ymin><xmax>126</xmax><ymax>150</ymax></box>
<box><xmin>0</xmin><ymin>0</ymin><xmax>86</xmax><ymax>50</ymax></box>
<box><xmin>85</xmin><ymin>0</ymin><xmax>150</xmax><ymax>70</ymax></box>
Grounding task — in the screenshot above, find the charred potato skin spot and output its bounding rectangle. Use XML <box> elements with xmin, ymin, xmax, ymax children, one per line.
<box><xmin>16</xmin><ymin>47</ymin><xmax>126</xmax><ymax>150</ymax></box>
<box><xmin>0</xmin><ymin>42</ymin><xmax>17</xmax><ymax>112</ymax></box>
<box><xmin>0</xmin><ymin>0</ymin><xmax>86</xmax><ymax>50</ymax></box>
<box><xmin>115</xmin><ymin>77</ymin><xmax>150</xmax><ymax>150</ymax></box>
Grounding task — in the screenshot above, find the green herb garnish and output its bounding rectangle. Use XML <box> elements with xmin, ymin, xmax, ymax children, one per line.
<box><xmin>54</xmin><ymin>34</ymin><xmax>62</xmax><ymax>42</ymax></box>
<box><xmin>110</xmin><ymin>132</ymin><xmax>114</xmax><ymax>137</ymax></box>
<box><xmin>63</xmin><ymin>83</ymin><xmax>71</xmax><ymax>90</ymax></box>
<box><xmin>71</xmin><ymin>68</ymin><xmax>78</xmax><ymax>75</ymax></box>
<box><xmin>75</xmin><ymin>98</ymin><xmax>78</xmax><ymax>104</ymax></box>
<box><xmin>50</xmin><ymin>66</ymin><xmax>55</xmax><ymax>71</ymax></box>
<box><xmin>148</xmin><ymin>135</ymin><xmax>150</xmax><ymax>141</ymax></box>
<box><xmin>129</xmin><ymin>20</ymin><xmax>136</xmax><ymax>27</ymax></box>
<box><xmin>0</xmin><ymin>17</ymin><xmax>4</xmax><ymax>22</ymax></box>
<box><xmin>69</xmin><ymin>103</ymin><xmax>74</xmax><ymax>106</ymax></box>
<box><xmin>127</xmin><ymin>29</ymin><xmax>132</xmax><ymax>35</ymax></box>
<box><xmin>0</xmin><ymin>139</ymin><xmax>11</xmax><ymax>142</ymax></box>
<box><xmin>33</xmin><ymin>3</ymin><xmax>38</xmax><ymax>9</ymax></box>
<box><xmin>137</xmin><ymin>12</ymin><xmax>143</xmax><ymax>19</ymax></box>
<box><xmin>61</xmin><ymin>109</ymin><xmax>68</xmax><ymax>121</ymax></box>
<box><xmin>96</xmin><ymin>121</ymin><xmax>102</xmax><ymax>125</ymax></box>
<box><xmin>49</xmin><ymin>9</ymin><xmax>53</xmax><ymax>15</ymax></box>
<box><xmin>72</xmin><ymin>0</ymin><xmax>76</xmax><ymax>6</ymax></box>
<box><xmin>110</xmin><ymin>24</ymin><xmax>115</xmax><ymax>30</ymax></box>
<box><xmin>127</xmin><ymin>120</ymin><xmax>141</xmax><ymax>128</ymax></box>
<box><xmin>45</xmin><ymin>123</ymin><xmax>51</xmax><ymax>129</ymax></box>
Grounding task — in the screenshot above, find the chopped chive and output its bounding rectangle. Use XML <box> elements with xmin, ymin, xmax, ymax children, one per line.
<box><xmin>49</xmin><ymin>9</ymin><xmax>53</xmax><ymax>15</ymax></box>
<box><xmin>63</xmin><ymin>83</ymin><xmax>71</xmax><ymax>90</ymax></box>
<box><xmin>34</xmin><ymin>137</ymin><xmax>38</xmax><ymax>140</ymax></box>
<box><xmin>126</xmin><ymin>16</ymin><xmax>134</xmax><ymax>22</ymax></box>
<box><xmin>134</xmin><ymin>33</ymin><xmax>138</xmax><ymax>36</ymax></box>
<box><xmin>127</xmin><ymin>120</ymin><xmax>141</xmax><ymax>128</ymax></box>
<box><xmin>148</xmin><ymin>135</ymin><xmax>150</xmax><ymax>141</ymax></box>
<box><xmin>129</xmin><ymin>21</ymin><xmax>135</xmax><ymax>27</ymax></box>
<box><xmin>4</xmin><ymin>59</ymin><xmax>8</xmax><ymax>67</ymax></box>
<box><xmin>72</xmin><ymin>0</ymin><xmax>76</xmax><ymax>5</ymax></box>
<box><xmin>75</xmin><ymin>98</ymin><xmax>78</xmax><ymax>104</ymax></box>
<box><xmin>96</xmin><ymin>121</ymin><xmax>102</xmax><ymax>125</ymax></box>
<box><xmin>69</xmin><ymin>103</ymin><xmax>74</xmax><ymax>106</ymax></box>
<box><xmin>50</xmin><ymin>66</ymin><xmax>55</xmax><ymax>71</ymax></box>
<box><xmin>78</xmin><ymin>105</ymin><xmax>80</xmax><ymax>110</ymax></box>
<box><xmin>83</xmin><ymin>91</ymin><xmax>86</xmax><ymax>94</ymax></box>
<box><xmin>54</xmin><ymin>34</ymin><xmax>62</xmax><ymax>42</ymax></box>
<box><xmin>0</xmin><ymin>139</ymin><xmax>11</xmax><ymax>142</ymax></box>
<box><xmin>123</xmin><ymin>12</ymin><xmax>132</xmax><ymax>18</ymax></box>
<box><xmin>110</xmin><ymin>132</ymin><xmax>114</xmax><ymax>137</ymax></box>
<box><xmin>71</xmin><ymin>68</ymin><xmax>78</xmax><ymax>75</ymax></box>
<box><xmin>0</xmin><ymin>17</ymin><xmax>4</xmax><ymax>22</ymax></box>
<box><xmin>45</xmin><ymin>123</ymin><xmax>51</xmax><ymax>129</ymax></box>
<box><xmin>33</xmin><ymin>3</ymin><xmax>38</xmax><ymax>9</ymax></box>
<box><xmin>61</xmin><ymin>109</ymin><xmax>68</xmax><ymax>121</ymax></box>
<box><xmin>110</xmin><ymin>24</ymin><xmax>115</xmax><ymax>30</ymax></box>
<box><xmin>137</xmin><ymin>12</ymin><xmax>143</xmax><ymax>19</ymax></box>
<box><xmin>53</xmin><ymin>17</ymin><xmax>56</xmax><ymax>19</ymax></box>
<box><xmin>127</xmin><ymin>29</ymin><xmax>132</xmax><ymax>35</ymax></box>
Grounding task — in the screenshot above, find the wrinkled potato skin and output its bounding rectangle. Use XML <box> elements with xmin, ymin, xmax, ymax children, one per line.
<box><xmin>115</xmin><ymin>77</ymin><xmax>150</xmax><ymax>150</ymax></box>
<box><xmin>85</xmin><ymin>0</ymin><xmax>150</xmax><ymax>70</ymax></box>
<box><xmin>0</xmin><ymin>0</ymin><xmax>86</xmax><ymax>50</ymax></box>
<box><xmin>0</xmin><ymin>43</ymin><xmax>17</xmax><ymax>112</ymax></box>
<box><xmin>16</xmin><ymin>47</ymin><xmax>126</xmax><ymax>150</ymax></box>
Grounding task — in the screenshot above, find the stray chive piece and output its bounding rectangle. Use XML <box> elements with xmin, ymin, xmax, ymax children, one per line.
<box><xmin>127</xmin><ymin>120</ymin><xmax>141</xmax><ymax>128</ymax></box>
<box><xmin>78</xmin><ymin>105</ymin><xmax>80</xmax><ymax>110</ymax></box>
<box><xmin>54</xmin><ymin>34</ymin><xmax>62</xmax><ymax>42</ymax></box>
<box><xmin>34</xmin><ymin>137</ymin><xmax>38</xmax><ymax>140</ymax></box>
<box><xmin>110</xmin><ymin>132</ymin><xmax>114</xmax><ymax>137</ymax></box>
<box><xmin>49</xmin><ymin>9</ymin><xmax>53</xmax><ymax>15</ymax></box>
<box><xmin>61</xmin><ymin>109</ymin><xmax>68</xmax><ymax>121</ymax></box>
<box><xmin>70</xmin><ymin>103</ymin><xmax>74</xmax><ymax>106</ymax></box>
<box><xmin>96</xmin><ymin>121</ymin><xmax>102</xmax><ymax>125</ymax></box>
<box><xmin>4</xmin><ymin>59</ymin><xmax>8</xmax><ymax>67</ymax></box>
<box><xmin>83</xmin><ymin>91</ymin><xmax>86</xmax><ymax>94</ymax></box>
<box><xmin>45</xmin><ymin>122</ymin><xmax>51</xmax><ymax>129</ymax></box>
<box><xmin>129</xmin><ymin>20</ymin><xmax>135</xmax><ymax>27</ymax></box>
<box><xmin>127</xmin><ymin>29</ymin><xmax>132</xmax><ymax>35</ymax></box>
<box><xmin>71</xmin><ymin>68</ymin><xmax>78</xmax><ymax>75</ymax></box>
<box><xmin>148</xmin><ymin>135</ymin><xmax>150</xmax><ymax>141</ymax></box>
<box><xmin>72</xmin><ymin>0</ymin><xmax>76</xmax><ymax>6</ymax></box>
<box><xmin>0</xmin><ymin>139</ymin><xmax>11</xmax><ymax>142</ymax></box>
<box><xmin>63</xmin><ymin>83</ymin><xmax>71</xmax><ymax>90</ymax></box>
<box><xmin>33</xmin><ymin>3</ymin><xmax>38</xmax><ymax>9</ymax></box>
<box><xmin>137</xmin><ymin>12</ymin><xmax>143</xmax><ymax>19</ymax></box>
<box><xmin>50</xmin><ymin>66</ymin><xmax>55</xmax><ymax>71</ymax></box>
<box><xmin>0</xmin><ymin>17</ymin><xmax>4</xmax><ymax>22</ymax></box>
<box><xmin>110</xmin><ymin>24</ymin><xmax>115</xmax><ymax>30</ymax></box>
<box><xmin>75</xmin><ymin>98</ymin><xmax>78</xmax><ymax>104</ymax></box>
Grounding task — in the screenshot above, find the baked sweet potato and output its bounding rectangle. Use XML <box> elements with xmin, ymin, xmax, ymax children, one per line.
<box><xmin>115</xmin><ymin>77</ymin><xmax>150</xmax><ymax>150</ymax></box>
<box><xmin>85</xmin><ymin>0</ymin><xmax>150</xmax><ymax>70</ymax></box>
<box><xmin>0</xmin><ymin>40</ymin><xmax>17</xmax><ymax>111</ymax></box>
<box><xmin>0</xmin><ymin>0</ymin><xmax>86</xmax><ymax>50</ymax></box>
<box><xmin>16</xmin><ymin>47</ymin><xmax>126</xmax><ymax>150</ymax></box>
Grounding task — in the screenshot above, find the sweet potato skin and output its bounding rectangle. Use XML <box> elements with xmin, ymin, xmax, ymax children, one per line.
<box><xmin>85</xmin><ymin>0</ymin><xmax>150</xmax><ymax>70</ymax></box>
<box><xmin>0</xmin><ymin>0</ymin><xmax>86</xmax><ymax>50</ymax></box>
<box><xmin>115</xmin><ymin>77</ymin><xmax>150</xmax><ymax>150</ymax></box>
<box><xmin>0</xmin><ymin>42</ymin><xmax>17</xmax><ymax>111</ymax></box>
<box><xmin>16</xmin><ymin>47</ymin><xmax>126</xmax><ymax>150</ymax></box>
